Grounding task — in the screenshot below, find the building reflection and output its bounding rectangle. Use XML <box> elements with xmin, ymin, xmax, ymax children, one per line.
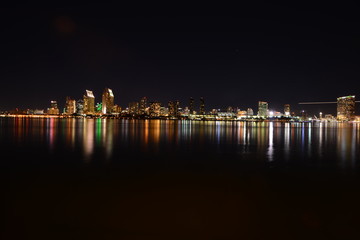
<box><xmin>83</xmin><ymin>119</ymin><xmax>94</xmax><ymax>162</ymax></box>
<box><xmin>4</xmin><ymin>118</ymin><xmax>360</xmax><ymax>167</ymax></box>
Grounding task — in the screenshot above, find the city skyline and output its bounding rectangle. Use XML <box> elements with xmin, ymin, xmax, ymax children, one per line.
<box><xmin>2</xmin><ymin>3</ymin><xmax>360</xmax><ymax>112</ymax></box>
<box><xmin>1</xmin><ymin>86</ymin><xmax>358</xmax><ymax>121</ymax></box>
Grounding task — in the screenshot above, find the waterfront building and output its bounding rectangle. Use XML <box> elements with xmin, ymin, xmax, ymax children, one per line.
<box><xmin>237</xmin><ymin>111</ymin><xmax>247</xmax><ymax>118</ymax></box>
<box><xmin>168</xmin><ymin>100</ymin><xmax>180</xmax><ymax>117</ymax></box>
<box><xmin>199</xmin><ymin>97</ymin><xmax>205</xmax><ymax>115</ymax></box>
<box><xmin>284</xmin><ymin>104</ymin><xmax>290</xmax><ymax>116</ymax></box>
<box><xmin>247</xmin><ymin>108</ymin><xmax>254</xmax><ymax>117</ymax></box>
<box><xmin>129</xmin><ymin>102</ymin><xmax>139</xmax><ymax>115</ymax></box>
<box><xmin>47</xmin><ymin>101</ymin><xmax>60</xmax><ymax>115</ymax></box>
<box><xmin>76</xmin><ymin>99</ymin><xmax>84</xmax><ymax>115</ymax></box>
<box><xmin>160</xmin><ymin>107</ymin><xmax>168</xmax><ymax>116</ymax></box>
<box><xmin>337</xmin><ymin>95</ymin><xmax>355</xmax><ymax>121</ymax></box>
<box><xmin>102</xmin><ymin>88</ymin><xmax>114</xmax><ymax>114</ymax></box>
<box><xmin>149</xmin><ymin>102</ymin><xmax>161</xmax><ymax>117</ymax></box>
<box><xmin>83</xmin><ymin>90</ymin><xmax>95</xmax><ymax>114</ymax></box>
<box><xmin>112</xmin><ymin>104</ymin><xmax>121</xmax><ymax>114</ymax></box>
<box><xmin>139</xmin><ymin>97</ymin><xmax>147</xmax><ymax>115</ymax></box>
<box><xmin>258</xmin><ymin>101</ymin><xmax>268</xmax><ymax>117</ymax></box>
<box><xmin>65</xmin><ymin>97</ymin><xmax>76</xmax><ymax>114</ymax></box>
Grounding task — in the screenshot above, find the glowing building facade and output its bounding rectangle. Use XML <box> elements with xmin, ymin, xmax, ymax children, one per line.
<box><xmin>337</xmin><ymin>95</ymin><xmax>355</xmax><ymax>121</ymax></box>
<box><xmin>83</xmin><ymin>90</ymin><xmax>95</xmax><ymax>114</ymax></box>
<box><xmin>284</xmin><ymin>104</ymin><xmax>290</xmax><ymax>116</ymax></box>
<box><xmin>102</xmin><ymin>88</ymin><xmax>114</xmax><ymax>114</ymax></box>
<box><xmin>168</xmin><ymin>100</ymin><xmax>180</xmax><ymax>117</ymax></box>
<box><xmin>258</xmin><ymin>101</ymin><xmax>268</xmax><ymax>117</ymax></box>
<box><xmin>48</xmin><ymin>101</ymin><xmax>60</xmax><ymax>115</ymax></box>
<box><xmin>139</xmin><ymin>97</ymin><xmax>147</xmax><ymax>115</ymax></box>
<box><xmin>149</xmin><ymin>102</ymin><xmax>161</xmax><ymax>117</ymax></box>
<box><xmin>129</xmin><ymin>102</ymin><xmax>139</xmax><ymax>115</ymax></box>
<box><xmin>65</xmin><ymin>97</ymin><xmax>76</xmax><ymax>114</ymax></box>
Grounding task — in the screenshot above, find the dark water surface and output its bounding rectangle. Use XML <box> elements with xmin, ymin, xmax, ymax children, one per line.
<box><xmin>1</xmin><ymin>118</ymin><xmax>360</xmax><ymax>239</ymax></box>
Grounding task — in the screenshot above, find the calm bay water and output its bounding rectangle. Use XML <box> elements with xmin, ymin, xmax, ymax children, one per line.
<box><xmin>1</xmin><ymin>117</ymin><xmax>360</xmax><ymax>168</ymax></box>
<box><xmin>1</xmin><ymin>118</ymin><xmax>360</xmax><ymax>240</ymax></box>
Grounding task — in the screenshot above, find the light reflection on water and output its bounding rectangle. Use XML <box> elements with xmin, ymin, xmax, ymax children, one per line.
<box><xmin>1</xmin><ymin>118</ymin><xmax>360</xmax><ymax>167</ymax></box>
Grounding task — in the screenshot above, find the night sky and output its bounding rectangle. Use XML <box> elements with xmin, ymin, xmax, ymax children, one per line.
<box><xmin>1</xmin><ymin>3</ymin><xmax>360</xmax><ymax>115</ymax></box>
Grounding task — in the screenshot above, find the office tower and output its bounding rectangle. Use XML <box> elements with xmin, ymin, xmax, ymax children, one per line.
<box><xmin>160</xmin><ymin>106</ymin><xmax>167</xmax><ymax>116</ymax></box>
<box><xmin>83</xmin><ymin>90</ymin><xmax>95</xmax><ymax>114</ymax></box>
<box><xmin>258</xmin><ymin>101</ymin><xmax>268</xmax><ymax>117</ymax></box>
<box><xmin>199</xmin><ymin>97</ymin><xmax>205</xmax><ymax>115</ymax></box>
<box><xmin>247</xmin><ymin>108</ymin><xmax>254</xmax><ymax>116</ymax></box>
<box><xmin>168</xmin><ymin>100</ymin><xmax>180</xmax><ymax>117</ymax></box>
<box><xmin>112</xmin><ymin>104</ymin><xmax>121</xmax><ymax>114</ymax></box>
<box><xmin>102</xmin><ymin>88</ymin><xmax>114</xmax><ymax>114</ymax></box>
<box><xmin>129</xmin><ymin>102</ymin><xmax>139</xmax><ymax>115</ymax></box>
<box><xmin>149</xmin><ymin>102</ymin><xmax>161</xmax><ymax>117</ymax></box>
<box><xmin>47</xmin><ymin>101</ymin><xmax>60</xmax><ymax>115</ymax></box>
<box><xmin>337</xmin><ymin>95</ymin><xmax>355</xmax><ymax>121</ymax></box>
<box><xmin>284</xmin><ymin>104</ymin><xmax>290</xmax><ymax>116</ymax></box>
<box><xmin>168</xmin><ymin>101</ymin><xmax>175</xmax><ymax>117</ymax></box>
<box><xmin>139</xmin><ymin>97</ymin><xmax>147</xmax><ymax>115</ymax></box>
<box><xmin>51</xmin><ymin>101</ymin><xmax>58</xmax><ymax>109</ymax></box>
<box><xmin>76</xmin><ymin>99</ymin><xmax>84</xmax><ymax>115</ymax></box>
<box><xmin>189</xmin><ymin>97</ymin><xmax>194</xmax><ymax>114</ymax></box>
<box><xmin>65</xmin><ymin>97</ymin><xmax>76</xmax><ymax>114</ymax></box>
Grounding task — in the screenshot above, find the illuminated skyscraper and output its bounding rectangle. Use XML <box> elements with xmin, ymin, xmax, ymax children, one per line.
<box><xmin>149</xmin><ymin>102</ymin><xmax>161</xmax><ymax>117</ymax></box>
<box><xmin>337</xmin><ymin>95</ymin><xmax>355</xmax><ymax>121</ymax></box>
<box><xmin>83</xmin><ymin>90</ymin><xmax>95</xmax><ymax>114</ymax></box>
<box><xmin>168</xmin><ymin>100</ymin><xmax>180</xmax><ymax>117</ymax></box>
<box><xmin>65</xmin><ymin>97</ymin><xmax>76</xmax><ymax>114</ymax></box>
<box><xmin>284</xmin><ymin>104</ymin><xmax>290</xmax><ymax>116</ymax></box>
<box><xmin>139</xmin><ymin>97</ymin><xmax>147</xmax><ymax>115</ymax></box>
<box><xmin>189</xmin><ymin>97</ymin><xmax>194</xmax><ymax>114</ymax></box>
<box><xmin>102</xmin><ymin>88</ymin><xmax>114</xmax><ymax>114</ymax></box>
<box><xmin>258</xmin><ymin>101</ymin><xmax>268</xmax><ymax>117</ymax></box>
<box><xmin>199</xmin><ymin>97</ymin><xmax>205</xmax><ymax>115</ymax></box>
<box><xmin>247</xmin><ymin>108</ymin><xmax>254</xmax><ymax>116</ymax></box>
<box><xmin>129</xmin><ymin>102</ymin><xmax>139</xmax><ymax>115</ymax></box>
<box><xmin>76</xmin><ymin>99</ymin><xmax>84</xmax><ymax>115</ymax></box>
<box><xmin>48</xmin><ymin>101</ymin><xmax>60</xmax><ymax>115</ymax></box>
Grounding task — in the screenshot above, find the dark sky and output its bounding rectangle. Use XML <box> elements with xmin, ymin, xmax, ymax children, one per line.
<box><xmin>1</xmin><ymin>3</ymin><xmax>360</xmax><ymax>114</ymax></box>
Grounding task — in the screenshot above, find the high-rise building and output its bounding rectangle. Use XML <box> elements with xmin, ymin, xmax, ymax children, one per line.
<box><xmin>76</xmin><ymin>99</ymin><xmax>84</xmax><ymax>115</ymax></box>
<box><xmin>258</xmin><ymin>101</ymin><xmax>268</xmax><ymax>117</ymax></box>
<box><xmin>112</xmin><ymin>104</ymin><xmax>121</xmax><ymax>114</ymax></box>
<box><xmin>139</xmin><ymin>97</ymin><xmax>147</xmax><ymax>115</ymax></box>
<box><xmin>168</xmin><ymin>100</ymin><xmax>180</xmax><ymax>117</ymax></box>
<box><xmin>48</xmin><ymin>100</ymin><xmax>60</xmax><ymax>115</ymax></box>
<box><xmin>189</xmin><ymin>97</ymin><xmax>194</xmax><ymax>114</ymax></box>
<box><xmin>337</xmin><ymin>95</ymin><xmax>355</xmax><ymax>121</ymax></box>
<box><xmin>247</xmin><ymin>108</ymin><xmax>254</xmax><ymax>116</ymax></box>
<box><xmin>284</xmin><ymin>104</ymin><xmax>290</xmax><ymax>116</ymax></box>
<box><xmin>65</xmin><ymin>97</ymin><xmax>76</xmax><ymax>114</ymax></box>
<box><xmin>168</xmin><ymin>101</ymin><xmax>175</xmax><ymax>117</ymax></box>
<box><xmin>129</xmin><ymin>102</ymin><xmax>139</xmax><ymax>115</ymax></box>
<box><xmin>102</xmin><ymin>88</ymin><xmax>114</xmax><ymax>114</ymax></box>
<box><xmin>149</xmin><ymin>102</ymin><xmax>161</xmax><ymax>117</ymax></box>
<box><xmin>199</xmin><ymin>97</ymin><xmax>205</xmax><ymax>115</ymax></box>
<box><xmin>83</xmin><ymin>90</ymin><xmax>95</xmax><ymax>114</ymax></box>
